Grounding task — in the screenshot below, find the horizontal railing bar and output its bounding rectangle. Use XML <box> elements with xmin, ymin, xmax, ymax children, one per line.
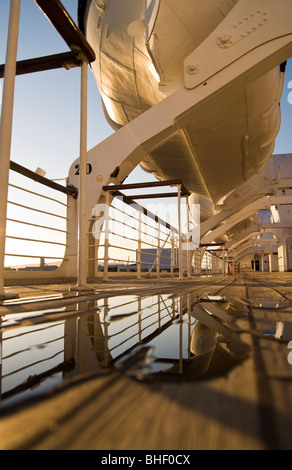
<box><xmin>107</xmin><ymin>224</ymin><xmax>137</xmax><ymax>242</ymax></box>
<box><xmin>118</xmin><ymin>299</ymin><xmax>162</xmax><ymax>317</ymax></box>
<box><xmin>109</xmin><ymin>223</ymin><xmax>161</xmax><ymax>241</ymax></box>
<box><xmin>8</xmin><ymin>200</ymin><xmax>68</xmax><ymax>219</ymax></box>
<box><xmin>104</xmin><ymin>300</ymin><xmax>138</xmax><ymax>313</ymax></box>
<box><xmin>108</xmin><ymin>231</ymin><xmax>138</xmax><ymax>244</ymax></box>
<box><xmin>107</xmin><ymin>191</ymin><xmax>179</xmax><ymax>234</ymax></box>
<box><xmin>110</xmin><ymin>203</ymin><xmax>177</xmax><ymax>233</ymax></box>
<box><xmin>6</xmin><ymin>235</ymin><xmax>67</xmax><ymax>247</ymax></box>
<box><xmin>1</xmin><ymin>358</ymin><xmax>74</xmax><ymax>401</ymax></box>
<box><xmin>93</xmin><ymin>230</ymin><xmax>158</xmax><ymax>246</ymax></box>
<box><xmin>109</xmin><ymin>204</ymin><xmax>139</xmax><ymax>219</ymax></box>
<box><xmin>2</xmin><ymin>335</ymin><xmax>64</xmax><ymax>360</ymax></box>
<box><xmin>2</xmin><ymin>324</ymin><xmax>64</xmax><ymax>343</ymax></box>
<box><xmin>140</xmin><ymin>239</ymin><xmax>172</xmax><ymax>249</ymax></box>
<box><xmin>109</xmin><ymin>217</ymin><xmax>177</xmax><ymax>240</ymax></box>
<box><xmin>108</xmin><ymin>312</ymin><xmax>170</xmax><ymax>350</ymax></box>
<box><xmin>90</xmin><ymin>303</ymin><xmax>171</xmax><ymax>330</ymax></box>
<box><xmin>2</xmin><ymin>349</ymin><xmax>64</xmax><ymax>379</ymax></box>
<box><xmin>0</xmin><ymin>51</ymin><xmax>82</xmax><ymax>78</ymax></box>
<box><xmin>109</xmin><ymin>332</ymin><xmax>139</xmax><ymax>353</ymax></box>
<box><xmin>90</xmin><ymin>234</ymin><xmax>173</xmax><ymax>250</ymax></box>
<box><xmin>100</xmin><ymin>257</ymin><xmax>136</xmax><ymax>265</ymax></box>
<box><xmin>10</xmin><ymin>160</ymin><xmax>77</xmax><ymax>198</ymax></box>
<box><xmin>102</xmin><ymin>179</ymin><xmax>190</xmax><ymax>195</ymax></box>
<box><xmin>110</xmin><ymin>206</ymin><xmax>178</xmax><ymax>236</ymax></box>
<box><xmin>108</xmin><ymin>244</ymin><xmax>137</xmax><ymax>254</ymax></box>
<box><xmin>5</xmin><ymin>253</ymin><xmax>65</xmax><ymax>260</ymax></box>
<box><xmin>94</xmin><ymin>206</ymin><xmax>179</xmax><ymax>240</ymax></box>
<box><xmin>101</xmin><ymin>303</ymin><xmax>168</xmax><ymax>334</ymax></box>
<box><xmin>129</xmin><ymin>193</ymin><xmax>181</xmax><ymax>200</ymax></box>
<box><xmin>8</xmin><ymin>183</ymin><xmax>67</xmax><ymax>206</ymax></box>
<box><xmin>7</xmin><ymin>218</ymin><xmax>68</xmax><ymax>233</ymax></box>
<box><xmin>109</xmin><ymin>207</ymin><xmax>178</xmax><ymax>235</ymax></box>
<box><xmin>109</xmin><ymin>223</ymin><xmax>177</xmax><ymax>243</ymax></box>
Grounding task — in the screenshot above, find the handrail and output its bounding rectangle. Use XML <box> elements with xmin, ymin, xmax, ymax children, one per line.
<box><xmin>102</xmin><ymin>179</ymin><xmax>190</xmax><ymax>196</ymax></box>
<box><xmin>10</xmin><ymin>160</ymin><xmax>78</xmax><ymax>198</ymax></box>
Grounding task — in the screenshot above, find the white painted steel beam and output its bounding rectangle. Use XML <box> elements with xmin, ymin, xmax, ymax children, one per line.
<box><xmin>63</xmin><ymin>1</ymin><xmax>292</xmax><ymax>277</ymax></box>
<box><xmin>184</xmin><ymin>0</ymin><xmax>292</xmax><ymax>90</ymax></box>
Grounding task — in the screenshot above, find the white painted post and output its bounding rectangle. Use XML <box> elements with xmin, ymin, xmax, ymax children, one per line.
<box><xmin>171</xmin><ymin>231</ymin><xmax>174</xmax><ymax>276</ymax></box>
<box><xmin>104</xmin><ymin>298</ymin><xmax>109</xmax><ymax>367</ymax></box>
<box><xmin>178</xmin><ymin>184</ymin><xmax>183</xmax><ymax>280</ymax></box>
<box><xmin>157</xmin><ymin>221</ymin><xmax>160</xmax><ymax>277</ymax></box>
<box><xmin>186</xmin><ymin>197</ymin><xmax>192</xmax><ymax>278</ymax></box>
<box><xmin>137</xmin><ymin>209</ymin><xmax>142</xmax><ymax>280</ymax></box>
<box><xmin>103</xmin><ymin>190</ymin><xmax>110</xmax><ymax>281</ymax></box>
<box><xmin>0</xmin><ymin>0</ymin><xmax>21</xmax><ymax>300</ymax></box>
<box><xmin>76</xmin><ymin>61</ymin><xmax>88</xmax><ymax>288</ymax></box>
<box><xmin>223</xmin><ymin>244</ymin><xmax>226</xmax><ymax>276</ymax></box>
<box><xmin>179</xmin><ymin>296</ymin><xmax>184</xmax><ymax>374</ymax></box>
<box><xmin>138</xmin><ymin>297</ymin><xmax>142</xmax><ymax>342</ymax></box>
<box><xmin>187</xmin><ymin>293</ymin><xmax>191</xmax><ymax>360</ymax></box>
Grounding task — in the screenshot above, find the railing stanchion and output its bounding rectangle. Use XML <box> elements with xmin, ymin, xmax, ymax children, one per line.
<box><xmin>103</xmin><ymin>190</ymin><xmax>110</xmax><ymax>281</ymax></box>
<box><xmin>157</xmin><ymin>222</ymin><xmax>160</xmax><ymax>277</ymax></box>
<box><xmin>178</xmin><ymin>184</ymin><xmax>183</xmax><ymax>280</ymax></box>
<box><xmin>186</xmin><ymin>196</ymin><xmax>192</xmax><ymax>279</ymax></box>
<box><xmin>0</xmin><ymin>0</ymin><xmax>21</xmax><ymax>299</ymax></box>
<box><xmin>76</xmin><ymin>60</ymin><xmax>89</xmax><ymax>289</ymax></box>
<box><xmin>171</xmin><ymin>231</ymin><xmax>175</xmax><ymax>276</ymax></box>
<box><xmin>137</xmin><ymin>209</ymin><xmax>142</xmax><ymax>280</ymax></box>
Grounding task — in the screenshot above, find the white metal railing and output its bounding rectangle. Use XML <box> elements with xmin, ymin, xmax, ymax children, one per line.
<box><xmin>0</xmin><ymin>0</ymin><xmax>95</xmax><ymax>296</ymax></box>
<box><xmin>201</xmin><ymin>249</ymin><xmax>225</xmax><ymax>275</ymax></box>
<box><xmin>5</xmin><ymin>167</ymin><xmax>70</xmax><ymax>270</ymax></box>
<box><xmin>0</xmin><ymin>291</ymin><xmax>199</xmax><ymax>405</ymax></box>
<box><xmin>0</xmin><ymin>320</ymin><xmax>67</xmax><ymax>404</ymax></box>
<box><xmin>88</xmin><ymin>187</ymin><xmax>227</xmax><ymax>279</ymax></box>
<box><xmin>0</xmin><ymin>1</ymin><xmax>228</xmax><ymax>292</ymax></box>
<box><xmin>89</xmin><ymin>190</ymin><xmax>182</xmax><ymax>280</ymax></box>
<box><xmin>81</xmin><ymin>292</ymin><xmax>199</xmax><ymax>373</ymax></box>
<box><xmin>92</xmin><ymin>294</ymin><xmax>180</xmax><ymax>367</ymax></box>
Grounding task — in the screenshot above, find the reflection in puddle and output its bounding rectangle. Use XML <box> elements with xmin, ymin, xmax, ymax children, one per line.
<box><xmin>252</xmin><ymin>299</ymin><xmax>289</xmax><ymax>309</ymax></box>
<box><xmin>199</xmin><ymin>295</ymin><xmax>226</xmax><ymax>303</ymax></box>
<box><xmin>0</xmin><ymin>292</ymin><xmax>251</xmax><ymax>410</ymax></box>
<box><xmin>263</xmin><ymin>321</ymin><xmax>292</xmax><ymax>341</ymax></box>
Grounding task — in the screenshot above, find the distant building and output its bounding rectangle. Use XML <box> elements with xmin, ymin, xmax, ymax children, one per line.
<box><xmin>137</xmin><ymin>248</ymin><xmax>179</xmax><ymax>272</ymax></box>
<box><xmin>98</xmin><ymin>263</ymin><xmax>137</xmax><ymax>272</ymax></box>
<box><xmin>17</xmin><ymin>266</ymin><xmax>59</xmax><ymax>271</ymax></box>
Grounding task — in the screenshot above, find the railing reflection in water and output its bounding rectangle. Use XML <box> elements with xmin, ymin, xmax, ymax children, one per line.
<box><xmin>0</xmin><ymin>293</ymin><xmax>196</xmax><ymax>408</ymax></box>
<box><xmin>0</xmin><ymin>291</ymin><xmax>249</xmax><ymax>409</ymax></box>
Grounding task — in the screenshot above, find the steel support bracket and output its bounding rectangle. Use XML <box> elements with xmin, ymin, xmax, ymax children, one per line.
<box><xmin>184</xmin><ymin>0</ymin><xmax>292</xmax><ymax>89</ymax></box>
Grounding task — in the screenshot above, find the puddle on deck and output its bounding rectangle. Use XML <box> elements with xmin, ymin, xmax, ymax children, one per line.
<box><xmin>0</xmin><ymin>292</ymin><xmax>252</xmax><ymax>410</ymax></box>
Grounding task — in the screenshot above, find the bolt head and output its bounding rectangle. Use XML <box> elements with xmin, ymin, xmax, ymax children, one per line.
<box><xmin>186</xmin><ymin>64</ymin><xmax>199</xmax><ymax>75</ymax></box>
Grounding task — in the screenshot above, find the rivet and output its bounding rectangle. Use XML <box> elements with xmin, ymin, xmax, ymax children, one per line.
<box><xmin>186</xmin><ymin>64</ymin><xmax>199</xmax><ymax>75</ymax></box>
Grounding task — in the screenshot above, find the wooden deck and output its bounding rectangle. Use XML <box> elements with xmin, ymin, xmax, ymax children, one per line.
<box><xmin>1</xmin><ymin>272</ymin><xmax>292</xmax><ymax>450</ymax></box>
